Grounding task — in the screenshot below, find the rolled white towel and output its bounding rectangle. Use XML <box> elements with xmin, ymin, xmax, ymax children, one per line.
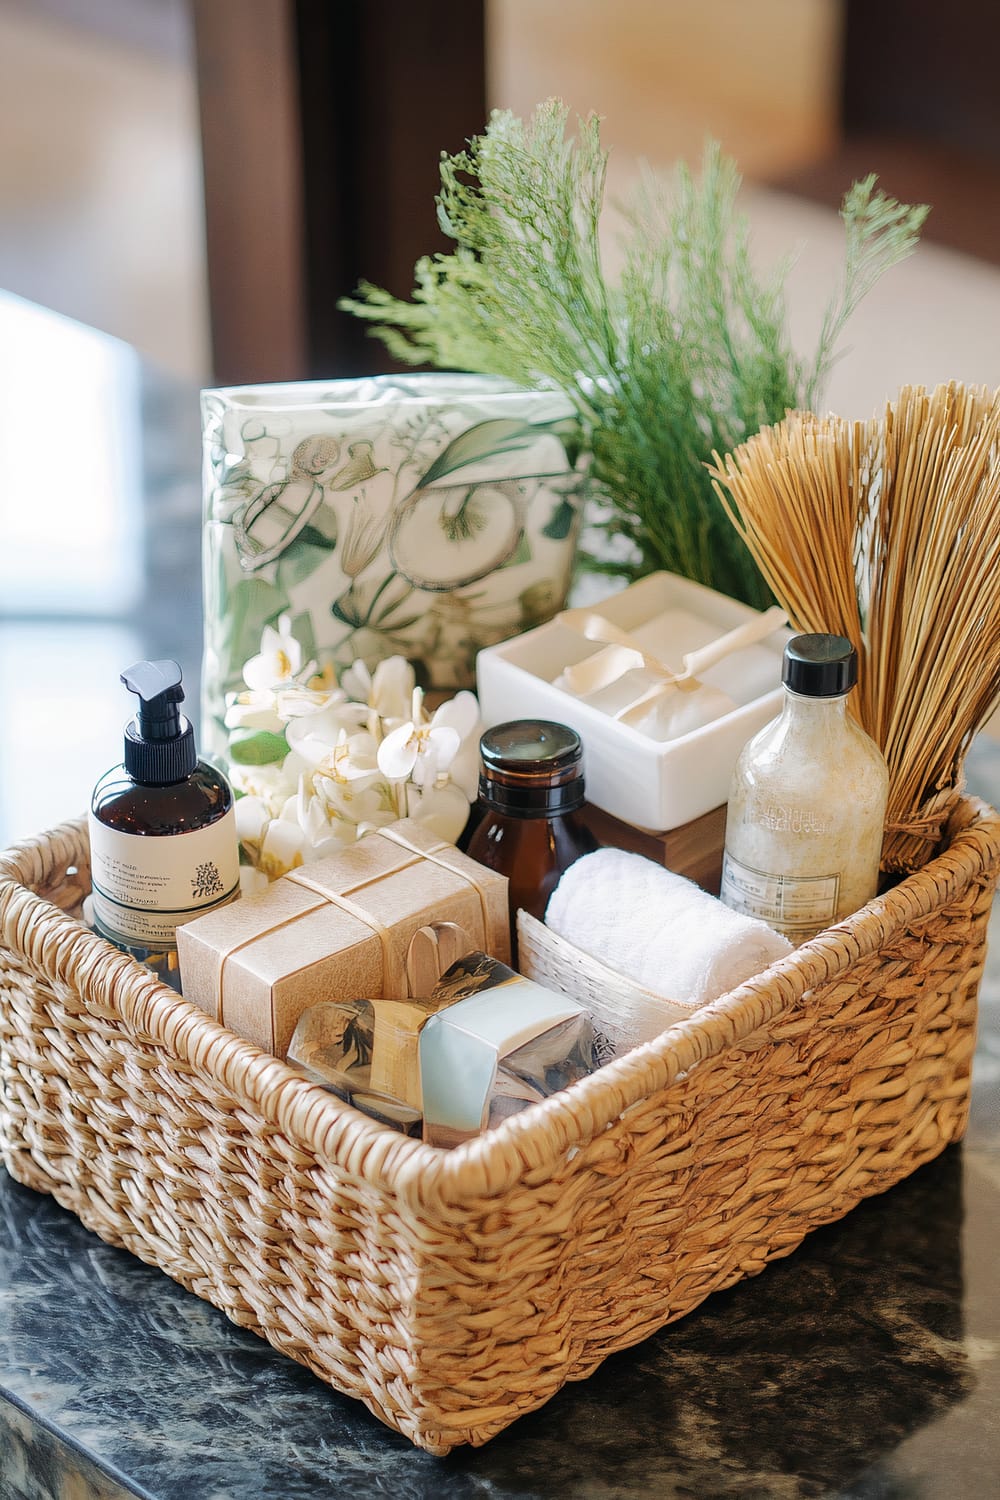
<box><xmin>544</xmin><ymin>848</ymin><xmax>793</xmax><ymax>1005</ymax></box>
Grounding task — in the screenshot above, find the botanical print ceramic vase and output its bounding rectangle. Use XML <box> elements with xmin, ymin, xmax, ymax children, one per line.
<box><xmin>200</xmin><ymin>374</ymin><xmax>588</xmax><ymax>761</ymax></box>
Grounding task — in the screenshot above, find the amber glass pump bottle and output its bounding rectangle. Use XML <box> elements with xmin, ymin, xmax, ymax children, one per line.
<box><xmin>89</xmin><ymin>659</ymin><xmax>239</xmax><ymax>990</ymax></box>
<box><xmin>466</xmin><ymin>720</ymin><xmax>598</xmax><ymax>961</ymax></box>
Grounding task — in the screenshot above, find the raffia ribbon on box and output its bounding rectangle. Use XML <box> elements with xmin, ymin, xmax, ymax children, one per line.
<box><xmin>288</xmin><ymin>868</ymin><xmax>411</xmax><ymax>996</ymax></box>
<box><xmin>377</xmin><ymin>825</ymin><xmax>496</xmax><ymax>947</ymax></box>
<box><xmin>210</xmin><ymin>866</ymin><xmax>413</xmax><ymax>1004</ymax></box>
<box><xmin>214</xmin><ymin>837</ymin><xmax>494</xmax><ymax>1008</ymax></box>
<box><xmin>556</xmin><ymin>605</ymin><xmax>787</xmax><ymax>727</ymax></box>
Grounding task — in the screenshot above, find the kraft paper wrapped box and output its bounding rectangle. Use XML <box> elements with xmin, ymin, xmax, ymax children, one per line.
<box><xmin>176</xmin><ymin>820</ymin><xmax>510</xmax><ymax>1059</ymax></box>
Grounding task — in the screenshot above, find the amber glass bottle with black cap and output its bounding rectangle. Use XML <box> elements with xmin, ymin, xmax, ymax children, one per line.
<box><xmin>466</xmin><ymin>719</ymin><xmax>598</xmax><ymax>961</ymax></box>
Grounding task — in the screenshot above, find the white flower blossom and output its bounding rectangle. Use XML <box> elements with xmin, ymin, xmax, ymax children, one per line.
<box><xmin>228</xmin><ymin>760</ymin><xmax>298</xmax><ymax>814</ymax></box>
<box><xmin>233</xmin><ymin>793</ymin><xmax>271</xmax><ymax>849</ymax></box>
<box><xmin>258</xmin><ymin>810</ymin><xmax>308</xmax><ymax>879</ymax></box>
<box><xmin>304</xmin><ymin>771</ymin><xmax>398</xmax><ymax>835</ymax></box>
<box><xmin>234</xmin><ymin>794</ymin><xmax>304</xmax><ymax>879</ymax></box>
<box><xmin>228</xmin><ymin>632</ymin><xmax>481</xmax><ymax>879</ymax></box>
<box><xmin>340</xmin><ymin>656</ymin><xmax>415</xmax><ymax>722</ymax></box>
<box><xmin>224</xmin><ymin>689</ymin><xmax>285</xmax><ymax>735</ymax></box>
<box><xmin>243</xmin><ymin>614</ymin><xmax>313</xmax><ymax>692</ymax></box>
<box><xmin>377</xmin><ymin>718</ymin><xmax>461</xmax><ymax>787</ymax></box>
<box><xmin>272</xmin><ymin>681</ymin><xmax>347</xmax><ymax>721</ymax></box>
<box><xmin>428</xmin><ymin>691</ymin><xmax>483</xmax><ymax>800</ymax></box>
<box><xmin>284</xmin><ymin>704</ymin><xmax>370</xmax><ymax>768</ymax></box>
<box><xmin>405</xmin><ymin>781</ymin><xmax>473</xmax><ymax>843</ymax></box>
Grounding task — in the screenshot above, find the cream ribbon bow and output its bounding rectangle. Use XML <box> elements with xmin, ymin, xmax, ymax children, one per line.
<box><xmin>556</xmin><ymin>605</ymin><xmax>788</xmax><ymax>726</ymax></box>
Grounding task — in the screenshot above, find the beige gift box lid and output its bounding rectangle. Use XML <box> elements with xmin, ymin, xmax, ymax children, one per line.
<box><xmin>176</xmin><ymin>819</ymin><xmax>510</xmax><ymax>1059</ymax></box>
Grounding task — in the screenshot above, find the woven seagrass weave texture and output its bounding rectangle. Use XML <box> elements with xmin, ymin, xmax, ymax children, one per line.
<box><xmin>0</xmin><ymin>802</ymin><xmax>997</xmax><ymax>1453</ymax></box>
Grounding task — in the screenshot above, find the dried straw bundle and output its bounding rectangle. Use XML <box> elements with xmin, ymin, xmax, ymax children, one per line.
<box><xmin>709</xmin><ymin>382</ymin><xmax>1000</xmax><ymax>873</ymax></box>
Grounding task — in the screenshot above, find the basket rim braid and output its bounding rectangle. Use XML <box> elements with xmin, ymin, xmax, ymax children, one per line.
<box><xmin>1</xmin><ymin>799</ymin><xmax>998</xmax><ymax>1212</ymax></box>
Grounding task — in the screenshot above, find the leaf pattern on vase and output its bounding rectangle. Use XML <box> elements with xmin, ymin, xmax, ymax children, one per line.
<box><xmin>340</xmin><ymin>497</ymin><xmax>388</xmax><ymax>579</ymax></box>
<box><xmin>389</xmin><ymin>479</ymin><xmax>529</xmax><ymax>591</ymax></box>
<box><xmin>328</xmin><ymin>439</ymin><xmax>386</xmax><ymax>490</ymax></box>
<box><xmin>331</xmin><ymin>573</ymin><xmax>426</xmax><ymax>666</ymax></box>
<box><xmin>234</xmin><ymin>434</ymin><xmax>342</xmax><ymax>571</ymax></box>
<box><xmin>201</xmin><ymin>376</ymin><xmax>588</xmax><ymax>763</ymax></box>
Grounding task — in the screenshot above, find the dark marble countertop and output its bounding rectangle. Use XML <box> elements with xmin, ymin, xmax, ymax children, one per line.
<box><xmin>2</xmin><ymin>880</ymin><xmax>999</xmax><ymax>1500</ymax></box>
<box><xmin>1</xmin><ymin>294</ymin><xmax>999</xmax><ymax>1498</ymax></box>
<box><xmin>2</xmin><ymin>765</ymin><xmax>998</xmax><ymax>1500</ymax></box>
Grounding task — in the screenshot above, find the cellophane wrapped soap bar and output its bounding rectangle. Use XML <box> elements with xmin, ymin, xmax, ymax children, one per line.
<box><xmin>420</xmin><ymin>954</ymin><xmax>596</xmax><ymax>1148</ymax></box>
<box><xmin>287</xmin><ymin>995</ymin><xmax>438</xmax><ymax>1110</ymax></box>
<box><xmin>286</xmin><ymin>997</ymin><xmax>433</xmax><ymax>1136</ymax></box>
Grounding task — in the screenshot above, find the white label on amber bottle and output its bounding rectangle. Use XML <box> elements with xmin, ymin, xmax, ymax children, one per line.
<box><xmin>88</xmin><ymin>809</ymin><xmax>240</xmax><ymax>950</ymax></box>
<box><xmin>720</xmin><ymin>851</ymin><xmax>839</xmax><ymax>935</ymax></box>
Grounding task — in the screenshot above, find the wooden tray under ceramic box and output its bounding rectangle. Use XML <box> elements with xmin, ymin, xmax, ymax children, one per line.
<box><xmin>1</xmin><ymin>801</ymin><xmax>998</xmax><ymax>1453</ymax></box>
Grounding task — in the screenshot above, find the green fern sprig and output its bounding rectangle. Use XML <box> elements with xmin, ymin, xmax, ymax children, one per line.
<box><xmin>805</xmin><ymin>175</ymin><xmax>930</xmax><ymax>407</ymax></box>
<box><xmin>340</xmin><ymin>100</ymin><xmax>927</xmax><ymax>606</ymax></box>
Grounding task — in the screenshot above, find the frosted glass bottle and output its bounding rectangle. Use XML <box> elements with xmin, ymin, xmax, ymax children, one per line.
<box><xmin>720</xmin><ymin>634</ymin><xmax>888</xmax><ymax>943</ymax></box>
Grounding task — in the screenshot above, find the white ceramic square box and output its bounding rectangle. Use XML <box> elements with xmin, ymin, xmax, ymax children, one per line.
<box><xmin>475</xmin><ymin>572</ymin><xmax>789</xmax><ymax>832</ymax></box>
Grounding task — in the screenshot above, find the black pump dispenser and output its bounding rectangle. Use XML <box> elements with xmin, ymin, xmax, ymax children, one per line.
<box><xmin>121</xmin><ymin>660</ymin><xmax>198</xmax><ymax>784</ymax></box>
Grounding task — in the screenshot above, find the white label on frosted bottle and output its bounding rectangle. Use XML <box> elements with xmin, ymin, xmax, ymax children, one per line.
<box><xmin>88</xmin><ymin>808</ymin><xmax>240</xmax><ymax>950</ymax></box>
<box><xmin>720</xmin><ymin>851</ymin><xmax>839</xmax><ymax>935</ymax></box>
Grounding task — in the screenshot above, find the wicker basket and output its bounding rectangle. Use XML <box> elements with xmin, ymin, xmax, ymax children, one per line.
<box><xmin>1</xmin><ymin>800</ymin><xmax>998</xmax><ymax>1454</ymax></box>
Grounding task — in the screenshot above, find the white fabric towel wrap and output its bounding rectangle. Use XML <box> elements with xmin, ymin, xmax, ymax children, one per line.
<box><xmin>544</xmin><ymin>848</ymin><xmax>793</xmax><ymax>1005</ymax></box>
